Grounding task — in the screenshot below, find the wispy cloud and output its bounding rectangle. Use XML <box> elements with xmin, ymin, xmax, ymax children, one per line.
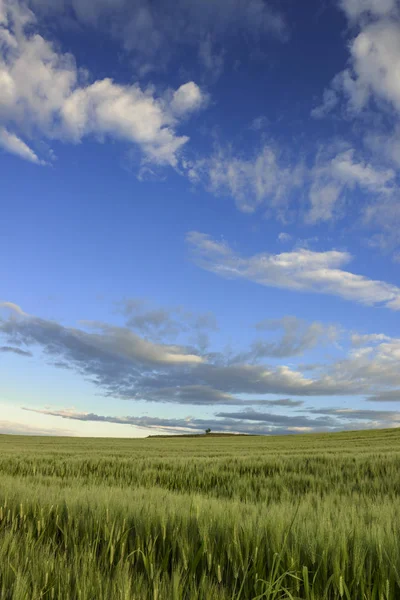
<box><xmin>0</xmin><ymin>419</ymin><xmax>74</xmax><ymax>436</ymax></box>
<box><xmin>187</xmin><ymin>144</ymin><xmax>304</xmax><ymax>214</ymax></box>
<box><xmin>0</xmin><ymin>127</ymin><xmax>44</xmax><ymax>164</ymax></box>
<box><xmin>308</xmin><ymin>148</ymin><xmax>395</xmax><ymax>224</ymax></box>
<box><xmin>0</xmin><ymin>345</ymin><xmax>32</xmax><ymax>357</ymax></box>
<box><xmin>115</xmin><ymin>298</ymin><xmax>217</xmax><ymax>346</ymax></box>
<box><xmin>187</xmin><ymin>232</ymin><xmax>400</xmax><ymax>310</ymax></box>
<box><xmin>29</xmin><ymin>0</ymin><xmax>287</xmax><ymax>75</ymax></box>
<box><xmin>235</xmin><ymin>316</ymin><xmax>339</xmax><ymax>361</ymax></box>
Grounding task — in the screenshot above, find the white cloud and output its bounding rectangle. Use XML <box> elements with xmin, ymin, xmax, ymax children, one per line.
<box><xmin>344</xmin><ymin>20</ymin><xmax>400</xmax><ymax>113</ymax></box>
<box><xmin>170</xmin><ymin>82</ymin><xmax>208</xmax><ymax>116</ymax></box>
<box><xmin>339</xmin><ymin>0</ymin><xmax>397</xmax><ymax>20</ymax></box>
<box><xmin>0</xmin><ymin>126</ymin><xmax>42</xmax><ymax>163</ymax></box>
<box><xmin>315</xmin><ymin>8</ymin><xmax>400</xmax><ymax>117</ymax></box>
<box><xmin>0</xmin><ymin>301</ymin><xmax>29</xmax><ymax>316</ymax></box>
<box><xmin>89</xmin><ymin>323</ymin><xmax>204</xmax><ymax>365</ymax></box>
<box><xmin>351</xmin><ymin>332</ymin><xmax>392</xmax><ymax>346</ymax></box>
<box><xmin>332</xmin><ymin>337</ymin><xmax>400</xmax><ymax>390</ymax></box>
<box><xmin>61</xmin><ymin>79</ymin><xmax>192</xmax><ymax>165</ymax></box>
<box><xmin>187</xmin><ymin>231</ymin><xmax>400</xmax><ymax>310</ymax></box>
<box><xmin>278</xmin><ymin>232</ymin><xmax>292</xmax><ymax>243</ymax></box>
<box><xmin>0</xmin><ymin>1</ymin><xmax>206</xmax><ymax>166</ymax></box>
<box><xmin>311</xmin><ymin>2</ymin><xmax>400</xmax><ymax>254</ymax></box>
<box><xmin>330</xmin><ymin>149</ymin><xmax>395</xmax><ymax>189</ymax></box>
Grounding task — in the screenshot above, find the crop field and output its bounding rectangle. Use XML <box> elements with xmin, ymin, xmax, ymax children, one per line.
<box><xmin>0</xmin><ymin>428</ymin><xmax>399</xmax><ymax>599</ymax></box>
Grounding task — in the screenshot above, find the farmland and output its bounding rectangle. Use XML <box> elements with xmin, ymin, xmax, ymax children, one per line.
<box><xmin>0</xmin><ymin>428</ymin><xmax>399</xmax><ymax>599</ymax></box>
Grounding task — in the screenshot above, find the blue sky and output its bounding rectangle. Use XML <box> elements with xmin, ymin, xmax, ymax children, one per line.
<box><xmin>1</xmin><ymin>0</ymin><xmax>400</xmax><ymax>437</ymax></box>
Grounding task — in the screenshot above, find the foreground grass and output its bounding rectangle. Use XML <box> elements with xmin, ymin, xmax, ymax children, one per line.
<box><xmin>0</xmin><ymin>429</ymin><xmax>399</xmax><ymax>599</ymax></box>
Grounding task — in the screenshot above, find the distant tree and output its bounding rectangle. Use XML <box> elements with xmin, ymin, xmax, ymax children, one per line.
<box><xmin>205</xmin><ymin>428</ymin><xmax>211</xmax><ymax>435</ymax></box>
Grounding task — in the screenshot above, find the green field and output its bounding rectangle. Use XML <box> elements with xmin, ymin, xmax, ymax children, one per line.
<box><xmin>0</xmin><ymin>428</ymin><xmax>399</xmax><ymax>599</ymax></box>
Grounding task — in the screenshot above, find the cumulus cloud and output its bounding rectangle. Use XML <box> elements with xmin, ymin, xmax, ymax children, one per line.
<box><xmin>342</xmin><ymin>20</ymin><xmax>400</xmax><ymax>113</ymax></box>
<box><xmin>339</xmin><ymin>0</ymin><xmax>397</xmax><ymax>20</ymax></box>
<box><xmin>187</xmin><ymin>231</ymin><xmax>400</xmax><ymax>310</ymax></box>
<box><xmin>309</xmin><ymin>1</ymin><xmax>400</xmax><ymax>247</ymax></box>
<box><xmin>170</xmin><ymin>82</ymin><xmax>208</xmax><ymax>116</ymax></box>
<box><xmin>314</xmin><ymin>15</ymin><xmax>400</xmax><ymax>117</ymax></box>
<box><xmin>0</xmin><ymin>1</ymin><xmax>206</xmax><ymax>166</ymax></box>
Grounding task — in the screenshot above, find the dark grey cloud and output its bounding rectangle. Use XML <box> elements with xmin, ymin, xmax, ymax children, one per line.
<box><xmin>129</xmin><ymin>385</ymin><xmax>304</xmax><ymax>407</ymax></box>
<box><xmin>306</xmin><ymin>407</ymin><xmax>400</xmax><ymax>423</ymax></box>
<box><xmin>0</xmin><ymin>346</ymin><xmax>32</xmax><ymax>357</ymax></box>
<box><xmin>3</xmin><ymin>302</ymin><xmax>400</xmax><ymax>411</ymax></box>
<box><xmin>366</xmin><ymin>390</ymin><xmax>400</xmax><ymax>402</ymax></box>
<box><xmin>257</xmin><ymin>398</ymin><xmax>303</xmax><ymax>407</ymax></box>
<box><xmin>0</xmin><ymin>305</ymin><xmax>204</xmax><ymax>389</ymax></box>
<box><xmin>215</xmin><ymin>409</ymin><xmax>337</xmax><ymax>429</ymax></box>
<box><xmin>23</xmin><ymin>405</ymin><xmax>395</xmax><ymax>436</ymax></box>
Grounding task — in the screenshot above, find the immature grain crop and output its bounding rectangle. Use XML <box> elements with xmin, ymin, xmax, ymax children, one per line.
<box><xmin>0</xmin><ymin>428</ymin><xmax>399</xmax><ymax>599</ymax></box>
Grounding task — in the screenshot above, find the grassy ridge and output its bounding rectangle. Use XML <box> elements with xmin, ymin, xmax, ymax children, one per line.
<box><xmin>0</xmin><ymin>428</ymin><xmax>399</xmax><ymax>599</ymax></box>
